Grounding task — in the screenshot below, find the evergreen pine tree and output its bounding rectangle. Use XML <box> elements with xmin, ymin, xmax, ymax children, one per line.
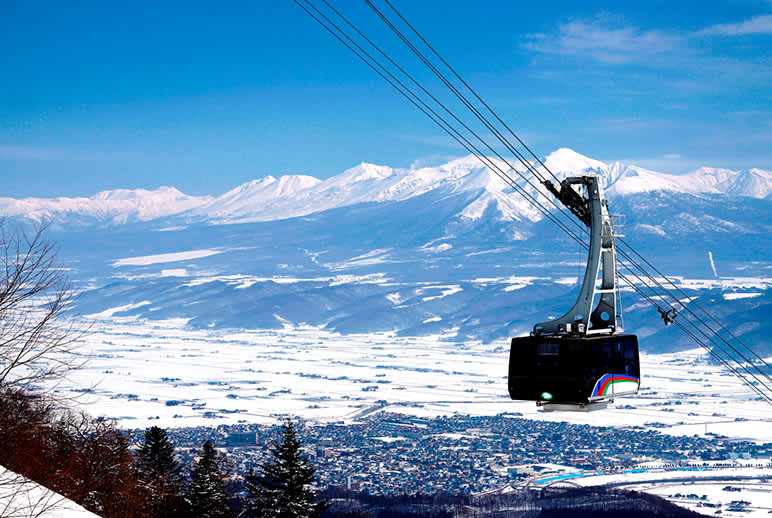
<box><xmin>139</xmin><ymin>426</ymin><xmax>183</xmax><ymax>517</ymax></box>
<box><xmin>242</xmin><ymin>418</ymin><xmax>327</xmax><ymax>518</ymax></box>
<box><xmin>186</xmin><ymin>440</ymin><xmax>232</xmax><ymax>518</ymax></box>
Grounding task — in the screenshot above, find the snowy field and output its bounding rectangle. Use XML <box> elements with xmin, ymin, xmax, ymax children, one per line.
<box><xmin>518</xmin><ymin>464</ymin><xmax>772</xmax><ymax>517</ymax></box>
<box><xmin>59</xmin><ymin>315</ymin><xmax>772</xmax><ymax>443</ymax></box>
<box><xmin>570</xmin><ymin>466</ymin><xmax>772</xmax><ymax>517</ymax></box>
<box><xmin>644</xmin><ymin>478</ymin><xmax>772</xmax><ymax>517</ymax></box>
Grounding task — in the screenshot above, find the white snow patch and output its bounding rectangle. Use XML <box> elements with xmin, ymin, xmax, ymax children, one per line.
<box><xmin>160</xmin><ymin>268</ymin><xmax>188</xmax><ymax>277</ymax></box>
<box><xmin>636</xmin><ymin>224</ymin><xmax>667</xmax><ymax>236</ymax></box>
<box><xmin>386</xmin><ymin>293</ymin><xmax>404</xmax><ymax>305</ymax></box>
<box><xmin>503</xmin><ymin>283</ymin><xmax>529</xmax><ymax>292</ymax></box>
<box><xmin>420</xmin><ymin>285</ymin><xmax>462</xmax><ymax>301</ymax></box>
<box><xmin>330</xmin><ymin>249</ymin><xmax>393</xmax><ymax>269</ymax></box>
<box><xmin>181</xmin><ymin>273</ymin><xmax>390</xmax><ymax>289</ymax></box>
<box><xmin>723</xmin><ymin>292</ymin><xmax>762</xmax><ymax>300</ymax></box>
<box><xmin>85</xmin><ymin>301</ymin><xmax>151</xmax><ymax>318</ymax></box>
<box><xmin>373</xmin><ymin>436</ymin><xmax>408</xmax><ymax>443</ymax></box>
<box><xmin>112</xmin><ymin>249</ymin><xmax>222</xmax><ymax>267</ymax></box>
<box><xmin>0</xmin><ymin>465</ymin><xmax>99</xmax><ymax>517</ymax></box>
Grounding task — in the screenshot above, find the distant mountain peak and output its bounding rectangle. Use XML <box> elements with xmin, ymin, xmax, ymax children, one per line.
<box><xmin>91</xmin><ymin>185</ymin><xmax>187</xmax><ymax>201</ymax></box>
<box><xmin>0</xmin><ymin>185</ymin><xmax>210</xmax><ymax>225</ymax></box>
<box><xmin>341</xmin><ymin>162</ymin><xmax>396</xmax><ymax>182</ymax></box>
<box><xmin>544</xmin><ymin>148</ymin><xmax>606</xmax><ymax>173</ymax></box>
<box><xmin>439</xmin><ymin>154</ymin><xmax>489</xmax><ymax>172</ymax></box>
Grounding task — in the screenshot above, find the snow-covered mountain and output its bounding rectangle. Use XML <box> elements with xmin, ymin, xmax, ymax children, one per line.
<box><xmin>186</xmin><ymin>174</ymin><xmax>321</xmax><ymax>222</ymax></box>
<box><xmin>2</xmin><ymin>149</ymin><xmax>770</xmax><ymax>228</ymax></box>
<box><xmin>4</xmin><ymin>148</ymin><xmax>769</xmax><ymax>353</ymax></box>
<box><xmin>544</xmin><ymin>148</ymin><xmax>772</xmax><ymax>199</ymax></box>
<box><xmin>0</xmin><ymin>186</ymin><xmax>210</xmax><ymax>225</ymax></box>
<box><xmin>183</xmin><ymin>156</ymin><xmax>541</xmax><ymax>225</ymax></box>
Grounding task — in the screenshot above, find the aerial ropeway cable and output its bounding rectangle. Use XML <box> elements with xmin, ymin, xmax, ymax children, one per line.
<box><xmin>363</xmin><ymin>0</ymin><xmax>772</xmax><ymax>397</ymax></box>
<box><xmin>294</xmin><ymin>0</ymin><xmax>772</xmax><ymax>405</ymax></box>
<box><xmin>296</xmin><ymin>0</ymin><xmax>772</xmax><ymax>405</ymax></box>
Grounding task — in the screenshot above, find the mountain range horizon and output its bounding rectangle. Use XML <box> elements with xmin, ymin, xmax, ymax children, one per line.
<box><xmin>2</xmin><ymin>147</ymin><xmax>771</xmax><ymax>228</ymax></box>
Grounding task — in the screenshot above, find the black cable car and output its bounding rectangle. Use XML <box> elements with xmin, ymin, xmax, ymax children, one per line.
<box><xmin>508</xmin><ymin>176</ymin><xmax>640</xmax><ymax>410</ymax></box>
<box><xmin>509</xmin><ymin>334</ymin><xmax>639</xmax><ymax>407</ymax></box>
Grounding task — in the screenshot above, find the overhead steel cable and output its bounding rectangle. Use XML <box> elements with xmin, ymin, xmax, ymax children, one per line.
<box><xmin>315</xmin><ymin>0</ymin><xmax>544</xmax><ymax>198</ymax></box>
<box><xmin>378</xmin><ymin>0</ymin><xmax>564</xmax><ymax>189</ymax></box>
<box><xmin>292</xmin><ymin>0</ymin><xmax>587</xmax><ymax>248</ymax></box>
<box><xmin>361</xmin><ymin>0</ymin><xmax>772</xmax><ymax>392</ymax></box>
<box><xmin>616</xmin><ymin>246</ymin><xmax>772</xmax><ymax>395</ymax></box>
<box><xmin>297</xmin><ymin>0</ymin><xmax>591</xmax><ymax>248</ymax></box>
<box><xmin>619</xmin><ymin>237</ymin><xmax>772</xmax><ymax>371</ymax></box>
<box><xmin>294</xmin><ymin>0</ymin><xmax>772</xmax><ymax>403</ymax></box>
<box><xmin>371</xmin><ymin>0</ymin><xmax>772</xmax><ymax>375</ymax></box>
<box><xmin>615</xmin><ymin>255</ymin><xmax>772</xmax><ymax>403</ymax></box>
<box><xmin>615</xmin><ymin>244</ymin><xmax>772</xmax><ymax>384</ymax></box>
<box><xmin>617</xmin><ymin>292</ymin><xmax>772</xmax><ymax>405</ymax></box>
<box><xmin>318</xmin><ymin>0</ymin><xmax>585</xmax><ymax>237</ymax></box>
<box><xmin>363</xmin><ymin>0</ymin><xmax>562</xmax><ymax>193</ymax></box>
<box><xmin>616</xmin><ymin>268</ymin><xmax>772</xmax><ymax>405</ymax></box>
<box><xmin>362</xmin><ymin>0</ymin><xmax>772</xmax><ymax>391</ymax></box>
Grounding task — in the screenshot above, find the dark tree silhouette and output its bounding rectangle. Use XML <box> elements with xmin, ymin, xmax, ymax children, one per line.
<box><xmin>186</xmin><ymin>440</ymin><xmax>232</xmax><ymax>518</ymax></box>
<box><xmin>139</xmin><ymin>426</ymin><xmax>184</xmax><ymax>517</ymax></box>
<box><xmin>242</xmin><ymin>418</ymin><xmax>327</xmax><ymax>518</ymax></box>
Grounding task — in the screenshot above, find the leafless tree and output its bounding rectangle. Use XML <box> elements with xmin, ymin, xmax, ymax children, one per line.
<box><xmin>0</xmin><ymin>219</ymin><xmax>85</xmax><ymax>391</ymax></box>
<box><xmin>0</xmin><ymin>220</ymin><xmax>91</xmax><ymax>517</ymax></box>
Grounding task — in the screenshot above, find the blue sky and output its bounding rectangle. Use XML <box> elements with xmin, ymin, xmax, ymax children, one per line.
<box><xmin>1</xmin><ymin>0</ymin><xmax>771</xmax><ymax>197</ymax></box>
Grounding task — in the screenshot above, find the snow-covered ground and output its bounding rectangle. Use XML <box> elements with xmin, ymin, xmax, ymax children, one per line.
<box><xmin>644</xmin><ymin>477</ymin><xmax>772</xmax><ymax>517</ymax></box>
<box><xmin>0</xmin><ymin>466</ymin><xmax>98</xmax><ymax>518</ymax></box>
<box><xmin>61</xmin><ymin>316</ymin><xmax>772</xmax><ymax>443</ymax></box>
<box><xmin>519</xmin><ymin>464</ymin><xmax>772</xmax><ymax>517</ymax></box>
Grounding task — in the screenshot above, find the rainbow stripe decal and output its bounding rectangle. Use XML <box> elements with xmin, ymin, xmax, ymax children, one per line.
<box><xmin>590</xmin><ymin>374</ymin><xmax>640</xmax><ymax>400</ymax></box>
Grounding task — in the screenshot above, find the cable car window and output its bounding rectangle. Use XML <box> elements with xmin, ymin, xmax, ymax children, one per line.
<box><xmin>537</xmin><ymin>342</ymin><xmax>560</xmax><ymax>355</ymax></box>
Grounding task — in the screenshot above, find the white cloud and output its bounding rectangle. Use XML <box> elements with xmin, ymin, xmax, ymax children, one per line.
<box><xmin>523</xmin><ymin>15</ymin><xmax>681</xmax><ymax>64</ymax></box>
<box><xmin>699</xmin><ymin>14</ymin><xmax>772</xmax><ymax>36</ymax></box>
<box><xmin>524</xmin><ymin>13</ymin><xmax>772</xmax><ymax>65</ymax></box>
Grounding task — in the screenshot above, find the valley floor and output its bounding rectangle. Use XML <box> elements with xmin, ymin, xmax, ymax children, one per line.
<box><xmin>63</xmin><ymin>315</ymin><xmax>771</xmax><ymax>442</ymax></box>
<box><xmin>44</xmin><ymin>314</ymin><xmax>771</xmax><ymax>516</ymax></box>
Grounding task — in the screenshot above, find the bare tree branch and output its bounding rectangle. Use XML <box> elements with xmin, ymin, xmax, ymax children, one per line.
<box><xmin>0</xmin><ymin>220</ymin><xmax>87</xmax><ymax>391</ymax></box>
<box><xmin>0</xmin><ymin>220</ymin><xmax>95</xmax><ymax>515</ymax></box>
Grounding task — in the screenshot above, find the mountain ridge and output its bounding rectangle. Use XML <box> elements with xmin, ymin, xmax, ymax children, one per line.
<box><xmin>2</xmin><ymin>149</ymin><xmax>770</xmax><ymax>227</ymax></box>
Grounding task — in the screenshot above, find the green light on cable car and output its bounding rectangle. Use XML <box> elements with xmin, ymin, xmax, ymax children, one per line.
<box><xmin>541</xmin><ymin>391</ymin><xmax>553</xmax><ymax>401</ymax></box>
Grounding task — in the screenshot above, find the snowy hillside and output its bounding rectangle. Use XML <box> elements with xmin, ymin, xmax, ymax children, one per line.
<box><xmin>186</xmin><ymin>174</ymin><xmax>321</xmax><ymax>222</ymax></box>
<box><xmin>0</xmin><ymin>466</ymin><xmax>98</xmax><ymax>518</ymax></box>
<box><xmin>2</xmin><ymin>149</ymin><xmax>771</xmax><ymax>227</ymax></box>
<box><xmin>4</xmin><ymin>148</ymin><xmax>769</xmax><ymax>353</ymax></box>
<box><xmin>54</xmin><ymin>186</ymin><xmax>771</xmax><ymax>352</ymax></box>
